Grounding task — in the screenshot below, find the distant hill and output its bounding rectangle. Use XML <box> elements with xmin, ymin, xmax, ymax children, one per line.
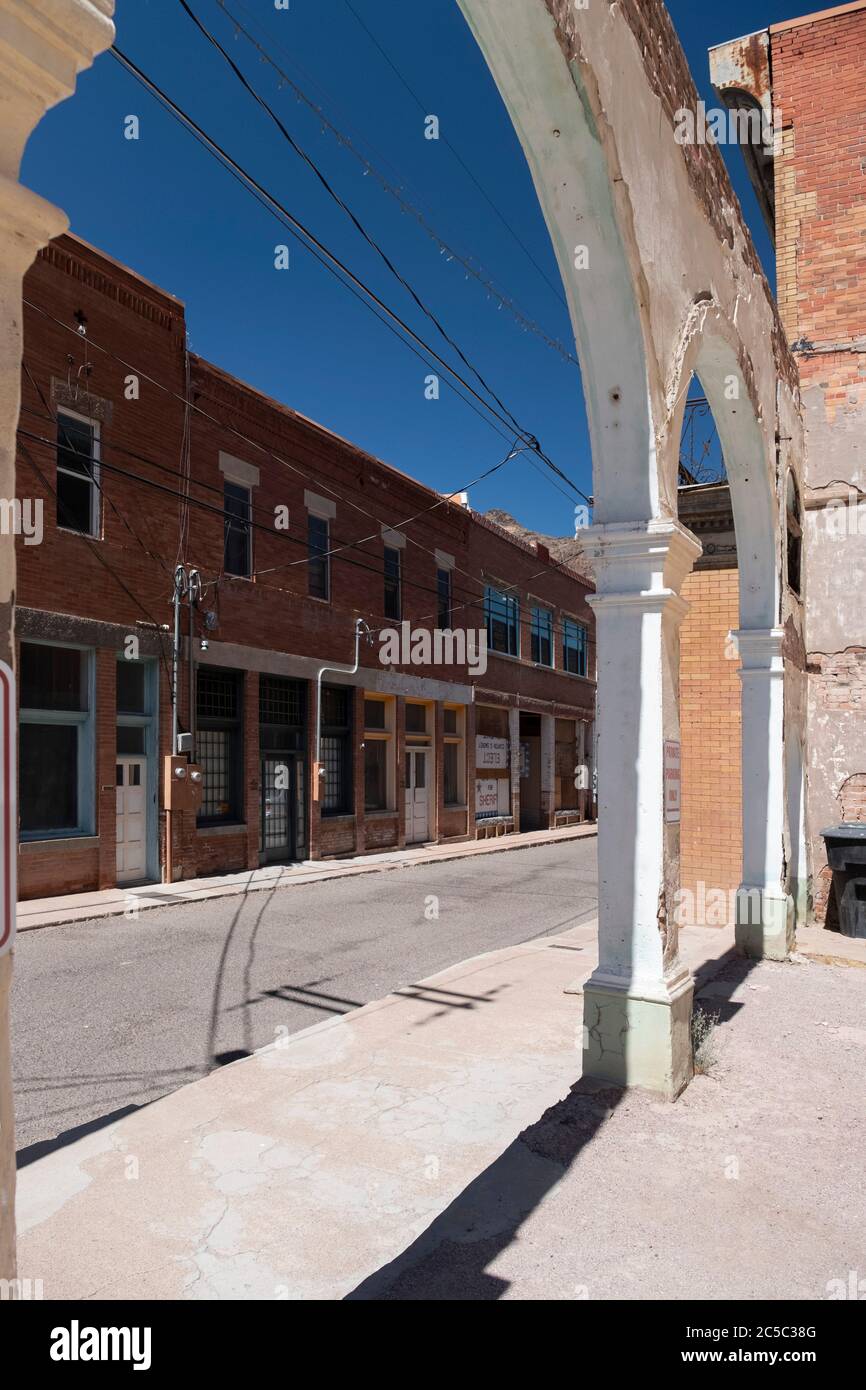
<box><xmin>483</xmin><ymin>508</ymin><xmax>594</xmax><ymax>584</ymax></box>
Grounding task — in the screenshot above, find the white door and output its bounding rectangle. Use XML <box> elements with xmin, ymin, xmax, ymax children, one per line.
<box><xmin>116</xmin><ymin>756</ymin><xmax>147</xmax><ymax>882</ymax></box>
<box><xmin>404</xmin><ymin>749</ymin><xmax>429</xmax><ymax>844</ymax></box>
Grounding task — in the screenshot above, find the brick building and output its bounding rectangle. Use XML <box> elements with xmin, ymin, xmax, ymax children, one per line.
<box><xmin>678</xmin><ymin>484</ymin><xmax>742</xmax><ymax>921</ymax></box>
<box><xmin>14</xmin><ymin>234</ymin><xmax>595</xmax><ymax>900</ymax></box>
<box><xmin>711</xmin><ymin>0</ymin><xmax>866</xmax><ymax>925</ymax></box>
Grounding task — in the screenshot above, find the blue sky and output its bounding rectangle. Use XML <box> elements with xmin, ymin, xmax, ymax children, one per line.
<box><xmin>22</xmin><ymin>0</ymin><xmax>821</xmax><ymax>536</ymax></box>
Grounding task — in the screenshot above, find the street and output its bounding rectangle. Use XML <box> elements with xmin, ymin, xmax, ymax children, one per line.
<box><xmin>12</xmin><ymin>839</ymin><xmax>597</xmax><ymax>1155</ymax></box>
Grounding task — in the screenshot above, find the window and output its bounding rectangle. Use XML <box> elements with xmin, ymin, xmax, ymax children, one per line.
<box><xmin>19</xmin><ymin>642</ymin><xmax>93</xmax><ymax>836</ymax></box>
<box><xmin>116</xmin><ymin>660</ymin><xmax>147</xmax><ymax>715</ymax></box>
<box><xmin>405</xmin><ymin>702</ymin><xmax>427</xmax><ymax>735</ymax></box>
<box><xmin>531</xmin><ymin>607</ymin><xmax>553</xmax><ymax>666</ymax></box>
<box><xmin>56</xmin><ymin>410</ymin><xmax>99</xmax><ymax>537</ymax></box>
<box><xmin>364</xmin><ymin>740</ymin><xmax>388</xmax><ymax>811</ymax></box>
<box><xmin>563</xmin><ymin>619</ymin><xmax>588</xmax><ymax>677</ymax></box>
<box><xmin>364</xmin><ymin>698</ymin><xmax>386</xmax><ymax>731</ymax></box>
<box><xmin>437</xmin><ymin>568</ymin><xmax>452</xmax><ymax>629</ymax></box>
<box><xmin>384</xmin><ymin>546</ymin><xmax>402</xmax><ymax>621</ymax></box>
<box><xmin>485</xmin><ymin>584</ymin><xmax>519</xmax><ymax>657</ymax></box>
<box><xmin>197</xmin><ymin>669</ymin><xmax>242</xmax><ymax>822</ymax></box>
<box><xmin>308</xmin><ymin>513</ymin><xmax>330</xmax><ymax>600</ymax></box>
<box><xmin>443</xmin><ymin>705</ymin><xmax>465</xmax><ymax>807</ymax></box>
<box><xmin>364</xmin><ymin>695</ymin><xmax>392</xmax><ymax>811</ymax></box>
<box><xmin>117</xmin><ymin>725</ymin><xmax>146</xmax><ymax>755</ymax></box>
<box><xmin>223</xmin><ymin>480</ymin><xmax>252</xmax><ymax>578</ymax></box>
<box><xmin>320</xmin><ymin>685</ymin><xmax>351</xmax><ymax>815</ymax></box>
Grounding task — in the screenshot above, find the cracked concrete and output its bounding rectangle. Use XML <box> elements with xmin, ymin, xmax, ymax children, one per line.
<box><xmin>16</xmin><ymin>916</ymin><xmax>734</xmax><ymax>1300</ymax></box>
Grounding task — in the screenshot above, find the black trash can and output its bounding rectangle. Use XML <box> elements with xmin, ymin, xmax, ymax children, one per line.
<box><xmin>821</xmin><ymin>825</ymin><xmax>866</xmax><ymax>938</ymax></box>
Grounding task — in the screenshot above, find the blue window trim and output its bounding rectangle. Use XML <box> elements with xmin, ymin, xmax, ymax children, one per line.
<box><xmin>531</xmin><ymin>607</ymin><xmax>554</xmax><ymax>667</ymax></box>
<box><xmin>19</xmin><ymin>639</ymin><xmax>95</xmax><ymax>839</ymax></box>
<box><xmin>563</xmin><ymin>618</ymin><xmax>588</xmax><ymax>678</ymax></box>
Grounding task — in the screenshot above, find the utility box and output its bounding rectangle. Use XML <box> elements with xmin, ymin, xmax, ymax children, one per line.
<box><xmin>164</xmin><ymin>756</ymin><xmax>204</xmax><ymax>813</ymax></box>
<box><xmin>821</xmin><ymin>825</ymin><xmax>866</xmax><ymax>938</ymax></box>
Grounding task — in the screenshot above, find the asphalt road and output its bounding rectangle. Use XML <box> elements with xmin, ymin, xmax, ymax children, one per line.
<box><xmin>11</xmin><ymin>838</ymin><xmax>597</xmax><ymax>1157</ymax></box>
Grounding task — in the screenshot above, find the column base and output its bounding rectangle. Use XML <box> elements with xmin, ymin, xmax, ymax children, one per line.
<box><xmin>735</xmin><ymin>885</ymin><xmax>793</xmax><ymax>961</ymax></box>
<box><xmin>581</xmin><ymin>967</ymin><xmax>694</xmax><ymax>1101</ymax></box>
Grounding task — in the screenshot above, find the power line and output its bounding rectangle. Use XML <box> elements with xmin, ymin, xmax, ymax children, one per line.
<box><xmin>339</xmin><ymin>0</ymin><xmax>568</xmax><ymax>311</ymax></box>
<box><xmin>23</xmin><ymin>300</ymin><xmax>593</xmax><ymax>640</ymax></box>
<box><xmin>178</xmin><ymin>0</ymin><xmax>535</xmax><ymax>449</ymax></box>
<box><xmin>108</xmin><ymin>42</ymin><xmax>591</xmax><ymax>509</ymax></box>
<box><xmin>214</xmin><ymin>0</ymin><xmax>579</xmax><ymax>368</ymax></box>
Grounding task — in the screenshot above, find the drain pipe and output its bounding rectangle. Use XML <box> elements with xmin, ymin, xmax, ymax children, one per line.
<box><xmin>314</xmin><ymin>618</ymin><xmax>369</xmax><ymax>803</ymax></box>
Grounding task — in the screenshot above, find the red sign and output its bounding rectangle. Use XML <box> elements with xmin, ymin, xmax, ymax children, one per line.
<box><xmin>0</xmin><ymin>661</ymin><xmax>15</xmax><ymax>954</ymax></box>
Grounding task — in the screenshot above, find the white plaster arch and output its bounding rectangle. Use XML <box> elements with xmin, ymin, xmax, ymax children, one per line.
<box><xmin>457</xmin><ymin>0</ymin><xmax>806</xmax><ymax>1092</ymax></box>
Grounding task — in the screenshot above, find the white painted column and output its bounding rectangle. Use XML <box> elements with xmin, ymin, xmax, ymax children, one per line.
<box><xmin>0</xmin><ymin>0</ymin><xmax>115</xmax><ymax>1284</ymax></box>
<box><xmin>581</xmin><ymin>518</ymin><xmax>701</xmax><ymax>1099</ymax></box>
<box><xmin>735</xmin><ymin>628</ymin><xmax>793</xmax><ymax>960</ymax></box>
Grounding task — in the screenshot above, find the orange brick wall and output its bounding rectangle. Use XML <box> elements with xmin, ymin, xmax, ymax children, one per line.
<box><xmin>679</xmin><ymin>567</ymin><xmax>742</xmax><ymax>920</ymax></box>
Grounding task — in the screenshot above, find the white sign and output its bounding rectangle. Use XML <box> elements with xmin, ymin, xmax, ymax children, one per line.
<box><xmin>664</xmin><ymin>739</ymin><xmax>681</xmax><ymax>824</ymax></box>
<box><xmin>0</xmin><ymin>662</ymin><xmax>16</xmax><ymax>955</ymax></box>
<box><xmin>475</xmin><ymin>779</ymin><xmax>499</xmax><ymax>815</ymax></box>
<box><xmin>476</xmin><ymin>735</ymin><xmax>508</xmax><ymax>770</ymax></box>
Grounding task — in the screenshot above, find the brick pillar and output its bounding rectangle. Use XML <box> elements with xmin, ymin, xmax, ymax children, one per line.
<box><xmin>508</xmin><ymin>706</ymin><xmax>521</xmax><ymax>831</ymax></box>
<box><xmin>540</xmin><ymin>711</ymin><xmax>556</xmax><ymax>829</ymax></box>
<box><xmin>466</xmin><ymin>702</ymin><xmax>477</xmax><ymax>838</ymax></box>
<box><xmin>433</xmin><ymin>701</ymin><xmax>444</xmax><ymax>842</ymax></box>
<box><xmin>395</xmin><ymin>695</ymin><xmax>406</xmax><ymax>849</ymax></box>
<box><xmin>308</xmin><ymin>679</ymin><xmax>322</xmax><ymax>860</ymax></box>
<box><xmin>352</xmin><ymin>685</ymin><xmax>365</xmax><ymax>854</ymax></box>
<box><xmin>244</xmin><ymin>670</ymin><xmax>260</xmax><ymax>870</ymax></box>
<box><xmin>96</xmin><ymin>648</ymin><xmax>117</xmax><ymax>889</ymax></box>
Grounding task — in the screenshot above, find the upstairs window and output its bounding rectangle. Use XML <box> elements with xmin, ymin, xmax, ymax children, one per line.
<box><xmin>437</xmin><ymin>568</ymin><xmax>452</xmax><ymax>629</ymax></box>
<box><xmin>223</xmin><ymin>480</ymin><xmax>252</xmax><ymax>578</ymax></box>
<box><xmin>484</xmin><ymin>584</ymin><xmax>519</xmax><ymax>657</ymax></box>
<box><xmin>563</xmin><ymin>618</ymin><xmax>588</xmax><ymax>677</ymax></box>
<box><xmin>57</xmin><ymin>409</ymin><xmax>99</xmax><ymax>537</ymax></box>
<box><xmin>308</xmin><ymin>513</ymin><xmax>330</xmax><ymax>600</ymax></box>
<box><xmin>384</xmin><ymin>546</ymin><xmax>402</xmax><ymax>621</ymax></box>
<box><xmin>531</xmin><ymin>608</ymin><xmax>553</xmax><ymax>666</ymax></box>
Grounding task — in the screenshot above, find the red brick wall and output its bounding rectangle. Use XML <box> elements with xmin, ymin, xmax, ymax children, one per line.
<box><xmin>15</xmin><ymin>233</ymin><xmax>596</xmax><ymax>898</ymax></box>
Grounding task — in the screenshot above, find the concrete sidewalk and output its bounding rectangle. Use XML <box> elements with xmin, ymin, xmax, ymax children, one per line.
<box><xmin>17</xmin><ymin>823</ymin><xmax>597</xmax><ymax>932</ymax></box>
<box><xmin>16</xmin><ymin>914</ymin><xmax>732</xmax><ymax>1300</ymax></box>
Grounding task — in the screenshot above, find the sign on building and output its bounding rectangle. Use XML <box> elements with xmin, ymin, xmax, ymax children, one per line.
<box><xmin>476</xmin><ymin>735</ymin><xmax>509</xmax><ymax>769</ymax></box>
<box><xmin>475</xmin><ymin>778</ymin><xmax>510</xmax><ymax>817</ymax></box>
<box><xmin>0</xmin><ymin>662</ymin><xmax>16</xmax><ymax>955</ymax></box>
<box><xmin>664</xmin><ymin>739</ymin><xmax>682</xmax><ymax>824</ymax></box>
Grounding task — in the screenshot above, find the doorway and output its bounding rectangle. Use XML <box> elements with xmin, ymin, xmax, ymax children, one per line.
<box><xmin>519</xmin><ymin>712</ymin><xmax>542</xmax><ymax>830</ymax></box>
<box><xmin>404</xmin><ymin>748</ymin><xmax>430</xmax><ymax>844</ymax></box>
<box><xmin>260</xmin><ymin>755</ymin><xmax>299</xmax><ymax>864</ymax></box>
<box><xmin>116</xmin><ymin>756</ymin><xmax>147</xmax><ymax>883</ymax></box>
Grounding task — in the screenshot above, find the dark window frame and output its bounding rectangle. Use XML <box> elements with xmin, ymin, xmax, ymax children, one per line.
<box><xmin>320</xmin><ymin>684</ymin><xmax>352</xmax><ymax>816</ymax></box>
<box><xmin>308</xmin><ymin>513</ymin><xmax>330</xmax><ymax>600</ymax></box>
<box><xmin>563</xmin><ymin>618</ymin><xmax>588</xmax><ymax>678</ymax></box>
<box><xmin>484</xmin><ymin>584</ymin><xmax>520</xmax><ymax>657</ymax></box>
<box><xmin>56</xmin><ymin>408</ymin><xmax>100</xmax><ymax>538</ymax></box>
<box><xmin>530</xmin><ymin>607</ymin><xmax>554</xmax><ymax>667</ymax></box>
<box><xmin>384</xmin><ymin>545</ymin><xmax>402</xmax><ymax>621</ymax></box>
<box><xmin>223</xmin><ymin>479</ymin><xmax>252</xmax><ymax>578</ymax></box>
<box><xmin>196</xmin><ymin>668</ymin><xmax>244</xmax><ymax>824</ymax></box>
<box><xmin>436</xmin><ymin>567</ymin><xmax>452</xmax><ymax>629</ymax></box>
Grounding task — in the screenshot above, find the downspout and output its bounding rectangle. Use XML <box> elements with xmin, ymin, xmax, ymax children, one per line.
<box><xmin>314</xmin><ymin>618</ymin><xmax>369</xmax><ymax>799</ymax></box>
